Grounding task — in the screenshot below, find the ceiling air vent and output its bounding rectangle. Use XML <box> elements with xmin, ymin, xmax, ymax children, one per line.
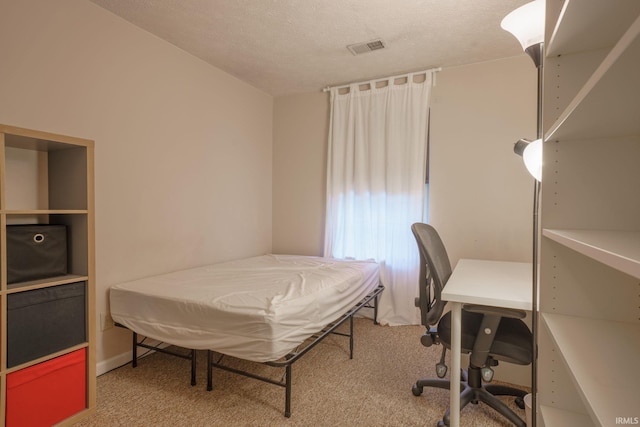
<box><xmin>347</xmin><ymin>39</ymin><xmax>386</xmax><ymax>55</ymax></box>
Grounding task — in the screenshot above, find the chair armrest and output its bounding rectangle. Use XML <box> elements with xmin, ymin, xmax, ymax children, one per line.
<box><xmin>463</xmin><ymin>304</ymin><xmax>526</xmax><ymax>319</ymax></box>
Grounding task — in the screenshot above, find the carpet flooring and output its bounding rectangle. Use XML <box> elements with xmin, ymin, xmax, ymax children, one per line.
<box><xmin>74</xmin><ymin>317</ymin><xmax>527</xmax><ymax>426</ymax></box>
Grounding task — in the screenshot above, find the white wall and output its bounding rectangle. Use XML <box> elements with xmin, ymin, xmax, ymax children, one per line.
<box><xmin>0</xmin><ymin>0</ymin><xmax>273</xmax><ymax>369</ymax></box>
<box><xmin>272</xmin><ymin>92</ymin><xmax>328</xmax><ymax>256</ymax></box>
<box><xmin>429</xmin><ymin>57</ymin><xmax>537</xmax><ymax>267</ymax></box>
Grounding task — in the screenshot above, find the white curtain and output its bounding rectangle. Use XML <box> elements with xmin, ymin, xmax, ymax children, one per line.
<box><xmin>324</xmin><ymin>72</ymin><xmax>434</xmax><ymax>326</ymax></box>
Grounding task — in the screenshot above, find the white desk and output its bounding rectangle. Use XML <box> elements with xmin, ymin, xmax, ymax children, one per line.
<box><xmin>441</xmin><ymin>259</ymin><xmax>532</xmax><ymax>427</ymax></box>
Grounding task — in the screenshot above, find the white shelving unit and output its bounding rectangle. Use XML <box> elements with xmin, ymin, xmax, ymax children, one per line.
<box><xmin>539</xmin><ymin>1</ymin><xmax>640</xmax><ymax>426</ymax></box>
<box><xmin>543</xmin><ymin>230</ymin><xmax>640</xmax><ymax>279</ymax></box>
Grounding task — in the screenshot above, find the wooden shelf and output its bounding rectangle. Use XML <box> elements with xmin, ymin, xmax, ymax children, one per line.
<box><xmin>542</xmin><ymin>313</ymin><xmax>640</xmax><ymax>427</ymax></box>
<box><xmin>5</xmin><ymin>275</ymin><xmax>89</xmax><ymax>293</ymax></box>
<box><xmin>543</xmin><ymin>229</ymin><xmax>640</xmax><ymax>279</ymax></box>
<box><xmin>3</xmin><ymin>210</ymin><xmax>88</xmax><ymax>215</ymax></box>
<box><xmin>3</xmin><ymin>343</ymin><xmax>89</xmax><ymax>375</ymax></box>
<box><xmin>0</xmin><ymin>124</ymin><xmax>92</xmax><ymax>151</ymax></box>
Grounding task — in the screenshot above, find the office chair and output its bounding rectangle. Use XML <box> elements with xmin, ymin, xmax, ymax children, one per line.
<box><xmin>410</xmin><ymin>223</ymin><xmax>532</xmax><ymax>427</ymax></box>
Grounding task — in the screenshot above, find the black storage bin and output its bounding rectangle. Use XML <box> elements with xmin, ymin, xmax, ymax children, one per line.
<box><xmin>7</xmin><ymin>281</ymin><xmax>86</xmax><ymax>368</ymax></box>
<box><xmin>6</xmin><ymin>224</ymin><xmax>68</xmax><ymax>284</ymax></box>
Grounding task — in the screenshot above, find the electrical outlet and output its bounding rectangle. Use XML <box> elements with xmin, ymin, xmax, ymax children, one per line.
<box><xmin>100</xmin><ymin>312</ymin><xmax>115</xmax><ymax>331</ymax></box>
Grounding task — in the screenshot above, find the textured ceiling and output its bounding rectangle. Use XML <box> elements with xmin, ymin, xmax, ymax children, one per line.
<box><xmin>89</xmin><ymin>0</ymin><xmax>531</xmax><ymax>96</ymax></box>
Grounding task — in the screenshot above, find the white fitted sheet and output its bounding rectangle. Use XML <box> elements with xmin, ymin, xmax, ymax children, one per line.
<box><xmin>110</xmin><ymin>254</ymin><xmax>379</xmax><ymax>362</ymax></box>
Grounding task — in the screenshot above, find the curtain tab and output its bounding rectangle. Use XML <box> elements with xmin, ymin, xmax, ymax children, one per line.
<box><xmin>430</xmin><ymin>67</ymin><xmax>442</xmax><ymax>87</ymax></box>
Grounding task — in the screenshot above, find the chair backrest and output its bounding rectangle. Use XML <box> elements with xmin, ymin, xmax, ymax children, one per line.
<box><xmin>411</xmin><ymin>223</ymin><xmax>452</xmax><ymax>328</ymax></box>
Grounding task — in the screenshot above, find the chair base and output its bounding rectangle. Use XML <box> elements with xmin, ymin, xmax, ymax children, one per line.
<box><xmin>412</xmin><ymin>368</ymin><xmax>527</xmax><ymax>427</ymax></box>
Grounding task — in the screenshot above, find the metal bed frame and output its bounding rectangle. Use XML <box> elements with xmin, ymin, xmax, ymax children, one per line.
<box><xmin>118</xmin><ymin>282</ymin><xmax>383</xmax><ymax>417</ymax></box>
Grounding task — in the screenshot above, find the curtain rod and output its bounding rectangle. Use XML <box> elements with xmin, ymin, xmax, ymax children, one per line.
<box><xmin>322</xmin><ymin>67</ymin><xmax>442</xmax><ymax>92</ymax></box>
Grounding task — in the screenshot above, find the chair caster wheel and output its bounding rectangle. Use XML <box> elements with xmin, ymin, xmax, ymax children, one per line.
<box><xmin>411</xmin><ymin>384</ymin><xmax>423</xmax><ymax>396</ymax></box>
<box><xmin>515</xmin><ymin>396</ymin><xmax>525</xmax><ymax>410</ymax></box>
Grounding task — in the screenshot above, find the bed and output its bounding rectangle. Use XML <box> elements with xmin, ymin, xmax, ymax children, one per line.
<box><xmin>110</xmin><ymin>254</ymin><xmax>383</xmax><ymax>416</ymax></box>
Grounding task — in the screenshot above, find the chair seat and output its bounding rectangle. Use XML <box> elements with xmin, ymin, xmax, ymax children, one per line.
<box><xmin>438</xmin><ymin>310</ymin><xmax>532</xmax><ymax>365</ymax></box>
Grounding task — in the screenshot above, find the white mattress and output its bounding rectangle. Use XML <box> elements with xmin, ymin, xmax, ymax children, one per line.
<box><xmin>110</xmin><ymin>254</ymin><xmax>379</xmax><ymax>362</ymax></box>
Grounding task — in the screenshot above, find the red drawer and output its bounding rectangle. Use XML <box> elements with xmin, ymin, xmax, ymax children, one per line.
<box><xmin>6</xmin><ymin>349</ymin><xmax>86</xmax><ymax>427</ymax></box>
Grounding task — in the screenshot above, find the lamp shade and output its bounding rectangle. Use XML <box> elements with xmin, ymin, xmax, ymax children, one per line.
<box><xmin>501</xmin><ymin>0</ymin><xmax>545</xmax><ymax>51</ymax></box>
<box><xmin>523</xmin><ymin>139</ymin><xmax>542</xmax><ymax>181</ymax></box>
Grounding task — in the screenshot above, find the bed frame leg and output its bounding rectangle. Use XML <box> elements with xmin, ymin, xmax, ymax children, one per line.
<box><xmin>285</xmin><ymin>364</ymin><xmax>292</xmax><ymax>418</ymax></box>
<box><xmin>374</xmin><ymin>292</ymin><xmax>380</xmax><ymax>325</ymax></box>
<box><xmin>191</xmin><ymin>349</ymin><xmax>197</xmax><ymax>386</ymax></box>
<box><xmin>349</xmin><ymin>316</ymin><xmax>354</xmax><ymax>359</ymax></box>
<box><xmin>207</xmin><ymin>350</ymin><xmax>213</xmax><ymax>391</ymax></box>
<box><xmin>132</xmin><ymin>332</ymin><xmax>138</xmax><ymax>368</ymax></box>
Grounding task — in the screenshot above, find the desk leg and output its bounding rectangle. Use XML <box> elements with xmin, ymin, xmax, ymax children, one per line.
<box><xmin>450</xmin><ymin>302</ymin><xmax>461</xmax><ymax>427</ymax></box>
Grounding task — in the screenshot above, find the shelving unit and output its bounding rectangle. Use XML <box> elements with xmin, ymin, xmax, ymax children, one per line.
<box><xmin>0</xmin><ymin>124</ymin><xmax>95</xmax><ymax>426</ymax></box>
<box><xmin>539</xmin><ymin>1</ymin><xmax>640</xmax><ymax>426</ymax></box>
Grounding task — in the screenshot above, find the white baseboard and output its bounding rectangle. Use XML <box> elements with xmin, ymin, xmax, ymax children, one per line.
<box><xmin>96</xmin><ymin>343</ymin><xmax>171</xmax><ymax>376</ymax></box>
<box><xmin>96</xmin><ymin>350</ymin><xmax>134</xmax><ymax>376</ymax></box>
